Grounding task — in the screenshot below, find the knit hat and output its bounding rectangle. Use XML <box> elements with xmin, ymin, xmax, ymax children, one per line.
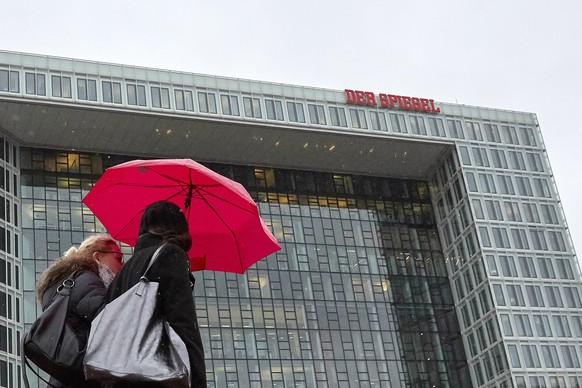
<box><xmin>138</xmin><ymin>201</ymin><xmax>189</xmax><ymax>237</ymax></box>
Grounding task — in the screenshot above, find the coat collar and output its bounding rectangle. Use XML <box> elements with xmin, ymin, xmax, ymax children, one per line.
<box><xmin>135</xmin><ymin>233</ymin><xmax>164</xmax><ymax>251</ymax></box>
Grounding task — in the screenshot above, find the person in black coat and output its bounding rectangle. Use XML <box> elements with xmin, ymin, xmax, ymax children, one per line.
<box><xmin>104</xmin><ymin>200</ymin><xmax>207</xmax><ymax>387</ymax></box>
<box><xmin>36</xmin><ymin>235</ymin><xmax>124</xmax><ymax>388</ymax></box>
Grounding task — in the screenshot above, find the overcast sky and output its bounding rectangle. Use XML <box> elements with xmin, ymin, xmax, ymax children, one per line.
<box><xmin>2</xmin><ymin>0</ymin><xmax>581</xmax><ymax>258</ymax></box>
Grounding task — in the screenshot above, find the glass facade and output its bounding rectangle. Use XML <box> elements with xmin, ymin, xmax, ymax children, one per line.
<box><xmin>0</xmin><ymin>135</ymin><xmax>21</xmax><ymax>388</ymax></box>
<box><xmin>19</xmin><ymin>149</ymin><xmax>468</xmax><ymax>387</ymax></box>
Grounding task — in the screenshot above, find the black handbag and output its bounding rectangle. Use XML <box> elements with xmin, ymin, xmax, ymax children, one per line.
<box><xmin>21</xmin><ymin>270</ymin><xmax>86</xmax><ymax>387</ymax></box>
<box><xmin>84</xmin><ymin>244</ymin><xmax>191</xmax><ymax>387</ymax></box>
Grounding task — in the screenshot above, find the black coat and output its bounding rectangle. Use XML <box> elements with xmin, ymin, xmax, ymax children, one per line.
<box><xmin>41</xmin><ymin>270</ymin><xmax>105</xmax><ymax>388</ymax></box>
<box><xmin>105</xmin><ymin>233</ymin><xmax>207</xmax><ymax>387</ymax></box>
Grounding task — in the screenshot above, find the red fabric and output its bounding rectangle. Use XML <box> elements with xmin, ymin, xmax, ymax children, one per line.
<box><xmin>82</xmin><ymin>159</ymin><xmax>281</xmax><ymax>273</ymax></box>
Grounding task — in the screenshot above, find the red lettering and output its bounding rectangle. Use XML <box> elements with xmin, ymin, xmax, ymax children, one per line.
<box><xmin>429</xmin><ymin>99</ymin><xmax>441</xmax><ymax>113</ymax></box>
<box><xmin>345</xmin><ymin>89</ymin><xmax>357</xmax><ymax>104</ymax></box>
<box><xmin>379</xmin><ymin>93</ymin><xmax>389</xmax><ymax>107</ymax></box>
<box><xmin>420</xmin><ymin>98</ymin><xmax>430</xmax><ymax>111</ymax></box>
<box><xmin>388</xmin><ymin>95</ymin><xmax>399</xmax><ymax>108</ymax></box>
<box><xmin>349</xmin><ymin>88</ymin><xmax>439</xmax><ymax>113</ymax></box>
<box><xmin>365</xmin><ymin>92</ymin><xmax>377</xmax><ymax>106</ymax></box>
<box><xmin>412</xmin><ymin>98</ymin><xmax>422</xmax><ymax>110</ymax></box>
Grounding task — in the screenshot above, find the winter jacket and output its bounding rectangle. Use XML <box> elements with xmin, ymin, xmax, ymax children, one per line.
<box><xmin>37</xmin><ymin>256</ymin><xmax>106</xmax><ymax>388</ymax></box>
<box><xmin>105</xmin><ymin>233</ymin><xmax>207</xmax><ymax>387</ymax></box>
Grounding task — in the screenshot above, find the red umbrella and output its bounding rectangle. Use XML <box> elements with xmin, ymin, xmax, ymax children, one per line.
<box><xmin>82</xmin><ymin>159</ymin><xmax>281</xmax><ymax>273</ymax></box>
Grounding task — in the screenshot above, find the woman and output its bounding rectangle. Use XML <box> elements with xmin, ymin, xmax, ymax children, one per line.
<box><xmin>105</xmin><ymin>200</ymin><xmax>206</xmax><ymax>387</ymax></box>
<box><xmin>36</xmin><ymin>235</ymin><xmax>123</xmax><ymax>388</ymax></box>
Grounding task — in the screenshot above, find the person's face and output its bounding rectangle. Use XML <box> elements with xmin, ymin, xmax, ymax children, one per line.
<box><xmin>95</xmin><ymin>244</ymin><xmax>124</xmax><ymax>274</ymax></box>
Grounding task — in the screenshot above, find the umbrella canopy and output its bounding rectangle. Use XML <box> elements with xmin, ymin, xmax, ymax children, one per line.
<box><xmin>82</xmin><ymin>159</ymin><xmax>281</xmax><ymax>273</ymax></box>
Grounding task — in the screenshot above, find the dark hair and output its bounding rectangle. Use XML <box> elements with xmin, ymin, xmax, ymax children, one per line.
<box><xmin>139</xmin><ymin>201</ymin><xmax>192</xmax><ymax>252</ymax></box>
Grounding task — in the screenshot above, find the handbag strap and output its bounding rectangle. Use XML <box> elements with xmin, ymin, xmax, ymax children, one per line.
<box><xmin>136</xmin><ymin>243</ymin><xmax>167</xmax><ymax>297</ymax></box>
<box><xmin>21</xmin><ymin>269</ymin><xmax>81</xmax><ymax>388</ymax></box>
<box><xmin>141</xmin><ymin>243</ymin><xmax>167</xmax><ymax>281</ymax></box>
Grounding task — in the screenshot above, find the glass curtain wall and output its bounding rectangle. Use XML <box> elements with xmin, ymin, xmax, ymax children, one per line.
<box><xmin>19</xmin><ymin>148</ymin><xmax>469</xmax><ymax>387</ymax></box>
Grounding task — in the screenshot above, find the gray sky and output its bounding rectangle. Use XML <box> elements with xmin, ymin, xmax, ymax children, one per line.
<box><xmin>3</xmin><ymin>0</ymin><xmax>581</xmax><ymax>258</ymax></box>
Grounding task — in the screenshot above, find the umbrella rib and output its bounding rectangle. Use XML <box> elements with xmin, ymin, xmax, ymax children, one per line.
<box><xmin>194</xmin><ymin>187</ymin><xmax>257</xmax><ymax>215</ymax></box>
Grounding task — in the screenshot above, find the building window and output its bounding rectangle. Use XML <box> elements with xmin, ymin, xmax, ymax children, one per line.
<box><xmin>542</xmin><ymin>345</ymin><xmax>565</xmax><ymax>368</ymax></box>
<box><xmin>533</xmin><ymin>178</ymin><xmax>551</xmax><ymax>198</ymax></box>
<box><xmin>286</xmin><ymin>102</ymin><xmax>305</xmax><ymax>123</ymax></box>
<box><xmin>490</xmin><ymin>149</ymin><xmax>508</xmax><ymax>169</ymax></box>
<box><xmin>545</xmin><ymin>286</ymin><xmax>563</xmax><ymax>307</ymax></box>
<box><xmin>507</xmin><ymin>285</ymin><xmax>526</xmax><ymax>306</ymax></box>
<box><xmin>472</xmin><ymin>147</ymin><xmax>489</xmax><ymax>167</ymax></box>
<box><xmin>515</xmin><ymin>314</ymin><xmax>534</xmax><ymax>336</ymax></box>
<box><xmin>25</xmin><ymin>72</ymin><xmax>46</xmax><ymax>95</ymax></box>
<box><xmin>329</xmin><ymin>106</ymin><xmax>347</xmax><ymax>127</ymax></box>
<box><xmin>526</xmin><ymin>152</ymin><xmax>544</xmax><ymax>172</ymax></box>
<box><xmin>349</xmin><ymin>108</ymin><xmax>367</xmax><ymax>129</ymax></box>
<box><xmin>478</xmin><ymin>173</ymin><xmax>496</xmax><ymax>193</ymax></box>
<box><xmin>466</xmin><ymin>122</ymin><xmax>483</xmax><ymax>141</ymax></box>
<box><xmin>518</xmin><ymin>256</ymin><xmax>537</xmax><ymax>278</ymax></box>
<box><xmin>492</xmin><ymin>227</ymin><xmax>511</xmax><ymax>248</ymax></box>
<box><xmin>409</xmin><ymin>115</ymin><xmax>427</xmax><ymax>135</ymax></box>
<box><xmin>369</xmin><ymin>111</ymin><xmax>387</xmax><ymax>131</ymax></box>
<box><xmin>428</xmin><ymin>117</ymin><xmax>446</xmax><ymax>137</ymax></box>
<box><xmin>465</xmin><ymin>172</ymin><xmax>478</xmax><ymax>192</ymax></box>
<box><xmin>174</xmin><ymin>89</ymin><xmax>194</xmax><ymax>111</ymax></box>
<box><xmin>389</xmin><ymin>113</ymin><xmax>407</xmax><ymax>133</ymax></box>
<box><xmin>499</xmin><ymin>255</ymin><xmax>518</xmax><ymax>277</ymax></box>
<box><xmin>533</xmin><ymin>314</ymin><xmax>552</xmax><ymax>337</ymax></box>
<box><xmin>540</xmin><ymin>204</ymin><xmax>559</xmax><ymax>224</ymax></box>
<box><xmin>497</xmin><ymin>175</ymin><xmax>515</xmax><ymax>195</ymax></box>
<box><xmin>77</xmin><ymin>78</ymin><xmax>97</xmax><ymax>101</ymax></box>
<box><xmin>151</xmin><ymin>86</ymin><xmax>171</xmax><ymax>109</ymax></box>
<box><xmin>459</xmin><ymin>146</ymin><xmax>471</xmax><ymax>165</ymax></box>
<box><xmin>447</xmin><ymin>119</ymin><xmax>464</xmax><ymax>139</ymax></box>
<box><xmin>198</xmin><ymin>91</ymin><xmax>217</xmax><ymax>113</ymax></box>
<box><xmin>484</xmin><ymin>123</ymin><xmax>501</xmax><ymax>143</ymax></box>
<box><xmin>511</xmin><ymin>228</ymin><xmax>529</xmax><ymax>249</ymax></box>
<box><xmin>51</xmin><ymin>75</ymin><xmax>72</xmax><ymax>98</ymax></box>
<box><xmin>520</xmin><ymin>127</ymin><xmax>537</xmax><ymax>146</ymax></box>
<box><xmin>265</xmin><ymin>99</ymin><xmax>284</xmax><ymax>121</ymax></box>
<box><xmin>564</xmin><ymin>287</ymin><xmax>582</xmax><ymax>307</ymax></box>
<box><xmin>522</xmin><ymin>203</ymin><xmax>540</xmax><ymax>223</ymax></box>
<box><xmin>102</xmin><ymin>81</ymin><xmax>122</xmax><ymax>104</ymax></box>
<box><xmin>243</xmin><ymin>97</ymin><xmax>262</xmax><ymax>118</ymax></box>
<box><xmin>561</xmin><ymin>345</ymin><xmax>580</xmax><ymax>368</ymax></box>
<box><xmin>537</xmin><ymin>257</ymin><xmax>556</xmax><ymax>279</ymax></box>
<box><xmin>501</xmin><ymin>125</ymin><xmax>519</xmax><ymax>145</ymax></box>
<box><xmin>493</xmin><ymin>284</ymin><xmax>506</xmax><ymax>306</ymax></box>
<box><xmin>554</xmin><ymin>316</ymin><xmax>572</xmax><ymax>337</ymax></box>
<box><xmin>529</xmin><ymin>229</ymin><xmax>548</xmax><ymax>251</ymax></box>
<box><xmin>221</xmin><ymin>94</ymin><xmax>240</xmax><ymax>116</ymax></box>
<box><xmin>479</xmin><ymin>227</ymin><xmax>491</xmax><ymax>247</ymax></box>
<box><xmin>127</xmin><ymin>83</ymin><xmax>147</xmax><ymax>107</ymax></box>
<box><xmin>308</xmin><ymin>104</ymin><xmax>326</xmax><ymax>125</ymax></box>
<box><xmin>0</xmin><ymin>70</ymin><xmax>19</xmax><ymax>93</ymax></box>
<box><xmin>548</xmin><ymin>231</ymin><xmax>566</xmax><ymax>251</ymax></box>
<box><xmin>485</xmin><ymin>200</ymin><xmax>504</xmax><ymax>221</ymax></box>
<box><xmin>515</xmin><ymin>177</ymin><xmax>534</xmax><ymax>197</ymax></box>
<box><xmin>508</xmin><ymin>151</ymin><xmax>526</xmax><ymax>170</ymax></box>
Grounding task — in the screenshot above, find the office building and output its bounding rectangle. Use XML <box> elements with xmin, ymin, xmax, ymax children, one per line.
<box><xmin>0</xmin><ymin>50</ymin><xmax>580</xmax><ymax>387</ymax></box>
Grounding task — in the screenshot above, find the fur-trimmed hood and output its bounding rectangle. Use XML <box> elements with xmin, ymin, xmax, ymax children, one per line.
<box><xmin>36</xmin><ymin>254</ymin><xmax>99</xmax><ymax>302</ymax></box>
